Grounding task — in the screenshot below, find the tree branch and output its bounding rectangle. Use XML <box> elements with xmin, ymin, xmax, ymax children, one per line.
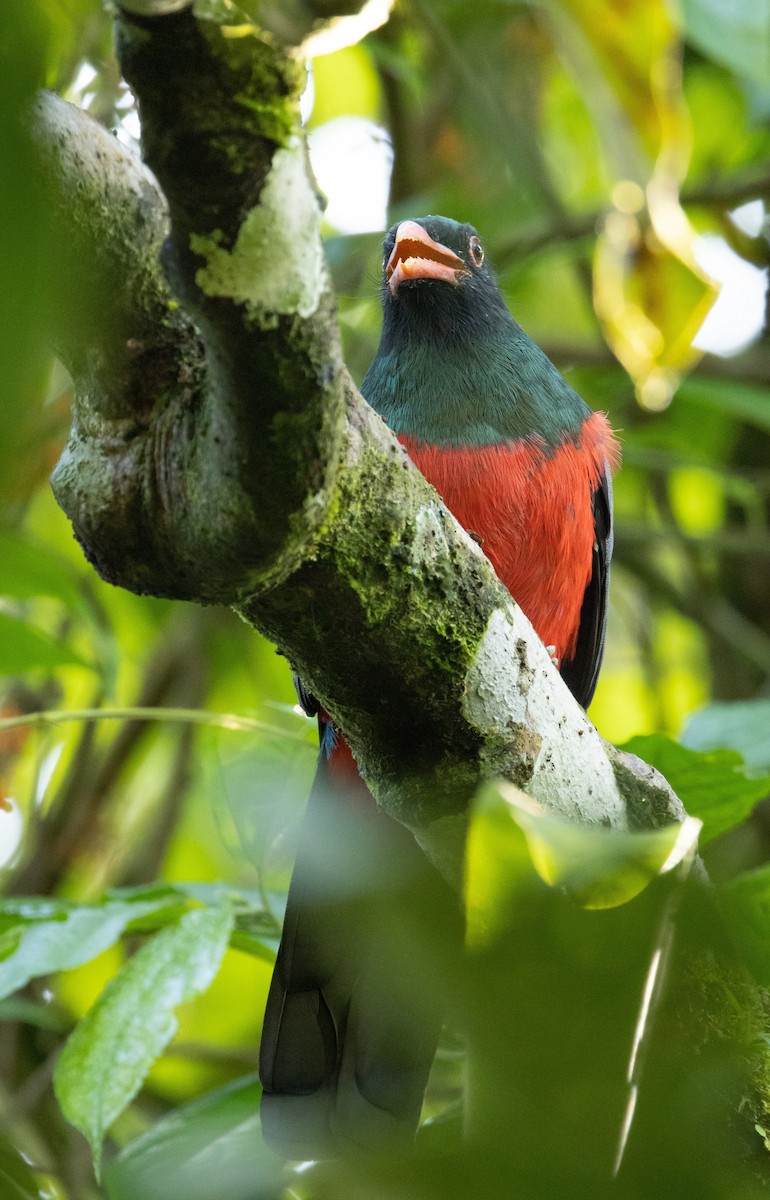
<box><xmin>31</xmin><ymin>6</ymin><xmax>685</xmax><ymax>883</ymax></box>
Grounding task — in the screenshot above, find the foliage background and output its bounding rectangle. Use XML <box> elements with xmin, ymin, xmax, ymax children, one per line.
<box><xmin>1</xmin><ymin>0</ymin><xmax>770</xmax><ymax>1197</ymax></box>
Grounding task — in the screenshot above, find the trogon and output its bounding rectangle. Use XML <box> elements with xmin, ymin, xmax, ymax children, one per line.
<box><xmin>259</xmin><ymin>216</ymin><xmax>619</xmax><ymax>1156</ymax></box>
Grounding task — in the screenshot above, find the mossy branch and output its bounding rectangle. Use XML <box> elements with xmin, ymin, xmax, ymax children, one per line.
<box><xmin>31</xmin><ymin>5</ymin><xmax>685</xmax><ymax>882</ymax></box>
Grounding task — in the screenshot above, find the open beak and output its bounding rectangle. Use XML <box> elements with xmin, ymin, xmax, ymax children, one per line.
<box><xmin>386</xmin><ymin>221</ymin><xmax>467</xmax><ymax>294</ymax></box>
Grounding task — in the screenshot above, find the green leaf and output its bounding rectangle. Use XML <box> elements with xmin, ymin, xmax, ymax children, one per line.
<box><xmin>0</xmin><ymin>1130</ymin><xmax>62</xmax><ymax>1200</ymax></box>
<box><xmin>0</xmin><ymin>996</ymin><xmax>69</xmax><ymax>1033</ymax></box>
<box><xmin>680</xmin><ymin>0</ymin><xmax>770</xmax><ymax>86</ymax></box>
<box><xmin>0</xmin><ymin>530</ymin><xmax>82</xmax><ymax>609</ymax></box>
<box><xmin>622</xmin><ymin>734</ymin><xmax>770</xmax><ymax>845</ymax></box>
<box><xmin>719</xmin><ymin>863</ymin><xmax>770</xmax><ymax>984</ymax></box>
<box><xmin>105</xmin><ymin>1075</ymin><xmax>289</xmax><ymax>1200</ymax></box>
<box><xmin>0</xmin><ymin>611</ymin><xmax>87</xmax><ymax>672</ymax></box>
<box><xmin>466</xmin><ymin>781</ymin><xmax>700</xmax><ymax>935</ymax></box>
<box><xmin>0</xmin><ymin>6</ymin><xmax>56</xmax><ymax>510</ymax></box>
<box><xmin>0</xmin><ymin>898</ymin><xmax>174</xmax><ymax>1001</ymax></box>
<box><xmin>677</xmin><ymin>376</ymin><xmax>770</xmax><ymax>435</ymax></box>
<box><xmin>105</xmin><ymin>881</ymin><xmax>280</xmax><ymax>951</ymax></box>
<box><xmin>229</xmin><ymin>926</ymin><xmax>278</xmax><ymax>962</ymax></box>
<box><xmin>54</xmin><ymin>904</ymin><xmax>234</xmax><ymax>1176</ymax></box>
<box><xmin>682</xmin><ymin>699</ymin><xmax>770</xmax><ymax>775</ymax></box>
<box><xmin>161</xmin><ymin>880</ymin><xmax>268</xmax><ymax>909</ymax></box>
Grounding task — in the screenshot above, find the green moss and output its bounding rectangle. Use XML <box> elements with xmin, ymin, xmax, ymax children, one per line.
<box><xmin>232</xmin><ymin>93</ymin><xmax>296</xmax><ymax>146</ymax></box>
<box><xmin>324</xmin><ymin>438</ymin><xmax>498</xmax><ymax>684</ymax></box>
<box><xmin>660</xmin><ymin>900</ymin><xmax>770</xmax><ymax>1176</ymax></box>
<box><xmin>198</xmin><ymin>16</ymin><xmax>303</xmax><ymax>148</ymax></box>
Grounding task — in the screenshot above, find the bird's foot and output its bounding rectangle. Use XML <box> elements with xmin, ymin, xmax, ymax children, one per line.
<box><xmin>545</xmin><ymin>645</ymin><xmax>561</xmax><ymax>669</ymax></box>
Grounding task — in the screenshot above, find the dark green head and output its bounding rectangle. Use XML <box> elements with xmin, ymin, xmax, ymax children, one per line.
<box><xmin>363</xmin><ymin>215</ymin><xmax>591</xmax><ymax>448</ymax></box>
<box><xmin>379</xmin><ymin>215</ymin><xmax>512</xmax><ymax>345</ymax></box>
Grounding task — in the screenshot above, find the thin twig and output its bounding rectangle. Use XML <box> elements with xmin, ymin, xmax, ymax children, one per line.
<box><xmin>0</xmin><ymin>705</ymin><xmax>307</xmax><ymax>740</ymax></box>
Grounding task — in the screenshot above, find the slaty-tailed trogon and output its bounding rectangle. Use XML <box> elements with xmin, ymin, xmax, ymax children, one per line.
<box><xmin>259</xmin><ymin>216</ymin><xmax>619</xmax><ymax>1156</ymax></box>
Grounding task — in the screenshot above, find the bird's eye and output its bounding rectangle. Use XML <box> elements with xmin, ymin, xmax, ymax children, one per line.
<box><xmin>469</xmin><ymin>236</ymin><xmax>484</xmax><ymax>267</ymax></box>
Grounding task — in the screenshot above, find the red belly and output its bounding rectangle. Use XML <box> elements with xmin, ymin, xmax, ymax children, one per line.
<box><xmin>399</xmin><ymin>411</ymin><xmax>618</xmax><ymax>662</ymax></box>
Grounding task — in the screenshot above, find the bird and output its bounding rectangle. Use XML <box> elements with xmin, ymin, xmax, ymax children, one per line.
<box><xmin>259</xmin><ymin>215</ymin><xmax>619</xmax><ymax>1158</ymax></box>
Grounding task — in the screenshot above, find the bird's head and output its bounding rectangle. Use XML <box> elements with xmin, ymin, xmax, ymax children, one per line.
<box><xmin>380</xmin><ymin>215</ymin><xmax>510</xmax><ymax>341</ymax></box>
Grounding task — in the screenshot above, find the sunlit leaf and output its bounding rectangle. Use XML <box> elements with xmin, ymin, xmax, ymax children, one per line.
<box><xmin>682</xmin><ymin>700</ymin><xmax>770</xmax><ymax>775</ymax></box>
<box><xmin>105</xmin><ymin>1075</ymin><xmax>288</xmax><ymax>1200</ymax></box>
<box><xmin>0</xmin><ymin>897</ymin><xmax>176</xmax><ymax>1001</ymax></box>
<box><xmin>547</xmin><ymin>0</ymin><xmax>673</xmax><ymax>157</ymax></box>
<box><xmin>593</xmin><ymin>224</ymin><xmax>714</xmax><ymax>408</ymax></box>
<box><xmin>622</xmin><ymin>734</ymin><xmax>770</xmax><ymax>844</ymax></box>
<box><xmin>466</xmin><ymin>780</ymin><xmax>700</xmax><ymax>936</ymax></box>
<box><xmin>309</xmin><ymin>44</ymin><xmax>382</xmax><ymax>126</ymax></box>
<box><xmin>55</xmin><ymin>904</ymin><xmax>234</xmax><ymax>1176</ymax></box>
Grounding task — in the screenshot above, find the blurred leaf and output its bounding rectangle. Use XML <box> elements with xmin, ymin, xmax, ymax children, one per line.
<box><xmin>682</xmin><ymin>699</ymin><xmax>770</xmax><ymax>775</ymax></box>
<box><xmin>0</xmin><ymin>7</ymin><xmax>52</xmax><ymax>504</ymax></box>
<box><xmin>509</xmin><ymin>787</ymin><xmax>699</xmax><ymax>908</ymax></box>
<box><xmin>0</xmin><ymin>1132</ymin><xmax>64</xmax><ymax>1200</ymax></box>
<box><xmin>0</xmin><ymin>897</ymin><xmax>175</xmax><ymax>1001</ymax></box>
<box><xmin>685</xmin><ymin>63</ymin><xmax>770</xmax><ymax>176</ymax></box>
<box><xmin>228</xmin><ymin>926</ymin><xmax>278</xmax><ymax>962</ymax></box>
<box><xmin>106</xmin><ymin>880</ymin><xmax>264</xmax><ymax>907</ymax></box>
<box><xmin>0</xmin><ymin>611</ymin><xmax>88</xmax><ymax>672</ymax></box>
<box><xmin>107</xmin><ymin>881</ymin><xmax>280</xmax><ymax>955</ymax></box>
<box><xmin>105</xmin><ymin>1074</ymin><xmax>288</xmax><ymax>1200</ymax></box>
<box><xmin>622</xmin><ymin>734</ymin><xmax>770</xmax><ymax>844</ymax></box>
<box><xmin>593</xmin><ymin>225</ymin><xmax>714</xmax><ymax>407</ymax></box>
<box><xmin>719</xmin><ymin>862</ymin><xmax>770</xmax><ymax>984</ymax></box>
<box><xmin>680</xmin><ymin>0</ymin><xmax>770</xmax><ymax>86</ymax></box>
<box><xmin>0</xmin><ymin>530</ymin><xmax>83</xmax><ymax>609</ymax></box>
<box><xmin>466</xmin><ymin>780</ymin><xmax>700</xmax><ymax>935</ymax></box>
<box><xmin>668</xmin><ymin>466</ymin><xmax>724</xmax><ymax>535</ymax></box>
<box><xmin>54</xmin><ymin>904</ymin><xmax>234</xmax><ymax>1175</ymax></box>
<box><xmin>309</xmin><ymin>44</ymin><xmax>381</xmax><ymax>126</ymax></box>
<box><xmin>546</xmin><ymin>0</ymin><xmax>716</xmax><ymax>407</ymax></box>
<box><xmin>546</xmin><ymin>0</ymin><xmax>671</xmax><ymax>160</ymax></box>
<box><xmin>0</xmin><ymin>995</ymin><xmax>69</xmax><ymax>1033</ymax></box>
<box><xmin>677</xmin><ymin>376</ymin><xmax>770</xmax><ymax>434</ymax></box>
<box><xmin>169</xmin><ymin>880</ymin><xmax>269</xmax><ymax>909</ymax></box>
<box><xmin>541</xmin><ymin>57</ymin><xmax>609</xmax><ymax>210</ymax></box>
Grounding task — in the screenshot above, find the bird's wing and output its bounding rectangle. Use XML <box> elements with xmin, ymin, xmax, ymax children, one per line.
<box><xmin>560</xmin><ymin>461</ymin><xmax>614</xmax><ymax>711</ymax></box>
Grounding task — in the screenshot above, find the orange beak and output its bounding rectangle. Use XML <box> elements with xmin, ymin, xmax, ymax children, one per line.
<box><xmin>386</xmin><ymin>221</ymin><xmax>467</xmax><ymax>294</ymax></box>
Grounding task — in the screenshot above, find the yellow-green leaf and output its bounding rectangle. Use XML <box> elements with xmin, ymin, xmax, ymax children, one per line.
<box><xmin>466</xmin><ymin>781</ymin><xmax>700</xmax><ymax>943</ymax></box>
<box><xmin>54</xmin><ymin>905</ymin><xmax>233</xmax><ymax>1178</ymax></box>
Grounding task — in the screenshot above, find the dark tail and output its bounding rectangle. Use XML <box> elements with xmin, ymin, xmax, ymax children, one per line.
<box><xmin>259</xmin><ymin>730</ymin><xmax>458</xmax><ymax>1158</ymax></box>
